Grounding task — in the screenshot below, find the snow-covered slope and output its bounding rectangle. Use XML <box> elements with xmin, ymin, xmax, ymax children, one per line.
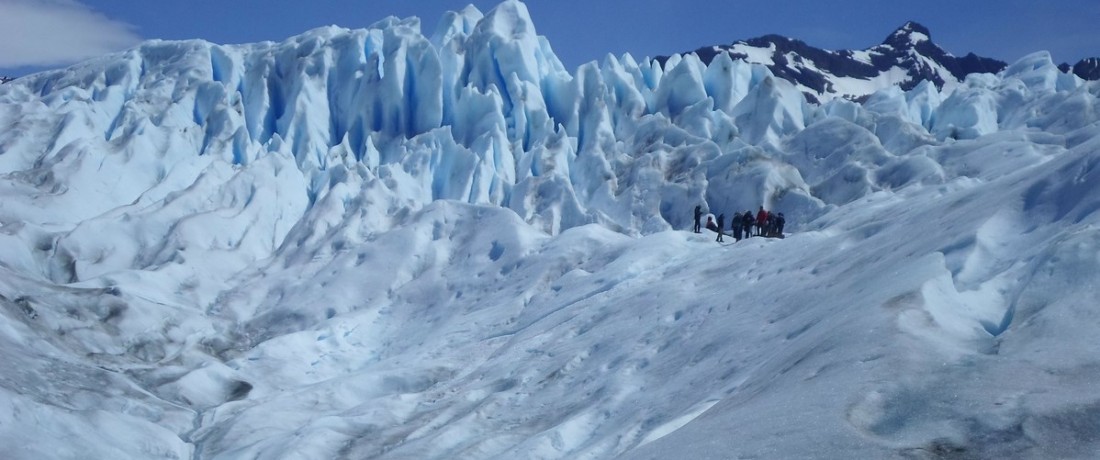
<box><xmin>1</xmin><ymin>1</ymin><xmax>1100</xmax><ymax>458</ymax></box>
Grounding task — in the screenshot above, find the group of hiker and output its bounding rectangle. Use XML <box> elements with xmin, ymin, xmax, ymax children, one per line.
<box><xmin>694</xmin><ymin>205</ymin><xmax>785</xmax><ymax>242</ymax></box>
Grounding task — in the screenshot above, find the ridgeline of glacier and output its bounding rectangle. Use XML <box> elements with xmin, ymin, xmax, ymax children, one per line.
<box><xmin>2</xmin><ymin>1</ymin><xmax>1099</xmax><ymax>458</ymax></box>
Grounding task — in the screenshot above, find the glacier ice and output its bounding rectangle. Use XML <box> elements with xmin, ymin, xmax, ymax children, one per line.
<box><xmin>1</xmin><ymin>0</ymin><xmax>1100</xmax><ymax>458</ymax></box>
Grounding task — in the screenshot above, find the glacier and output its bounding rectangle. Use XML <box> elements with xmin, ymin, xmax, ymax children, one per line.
<box><xmin>1</xmin><ymin>0</ymin><xmax>1100</xmax><ymax>458</ymax></box>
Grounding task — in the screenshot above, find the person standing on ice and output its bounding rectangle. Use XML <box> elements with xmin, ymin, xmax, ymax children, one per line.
<box><xmin>776</xmin><ymin>212</ymin><xmax>786</xmax><ymax>238</ymax></box>
<box><xmin>716</xmin><ymin>214</ymin><xmax>725</xmax><ymax>242</ymax></box>
<box><xmin>693</xmin><ymin>205</ymin><xmax>703</xmax><ymax>233</ymax></box>
<box><xmin>732</xmin><ymin>212</ymin><xmax>743</xmax><ymax>241</ymax></box>
<box><xmin>742</xmin><ymin>211</ymin><xmax>754</xmax><ymax>238</ymax></box>
<box><xmin>756</xmin><ymin>206</ymin><xmax>768</xmax><ymax>236</ymax></box>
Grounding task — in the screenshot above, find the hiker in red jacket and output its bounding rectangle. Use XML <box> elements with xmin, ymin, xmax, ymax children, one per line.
<box><xmin>756</xmin><ymin>206</ymin><xmax>768</xmax><ymax>236</ymax></box>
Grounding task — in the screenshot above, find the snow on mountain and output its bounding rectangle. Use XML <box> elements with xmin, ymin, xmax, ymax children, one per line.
<box><xmin>662</xmin><ymin>21</ymin><xmax>1010</xmax><ymax>103</ymax></box>
<box><xmin>1</xmin><ymin>0</ymin><xmax>1099</xmax><ymax>458</ymax></box>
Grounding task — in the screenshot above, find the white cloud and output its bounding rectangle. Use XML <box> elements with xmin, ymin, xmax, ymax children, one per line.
<box><xmin>0</xmin><ymin>0</ymin><xmax>142</xmax><ymax>68</ymax></box>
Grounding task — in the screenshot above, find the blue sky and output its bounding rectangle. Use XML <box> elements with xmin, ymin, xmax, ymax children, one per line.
<box><xmin>1</xmin><ymin>0</ymin><xmax>1097</xmax><ymax>78</ymax></box>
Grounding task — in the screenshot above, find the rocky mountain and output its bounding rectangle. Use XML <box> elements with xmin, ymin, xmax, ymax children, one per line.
<box><xmin>1060</xmin><ymin>57</ymin><xmax>1100</xmax><ymax>80</ymax></box>
<box><xmin>659</xmin><ymin>21</ymin><xmax>1014</xmax><ymax>102</ymax></box>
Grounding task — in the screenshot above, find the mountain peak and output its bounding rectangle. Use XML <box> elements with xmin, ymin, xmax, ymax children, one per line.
<box><xmin>900</xmin><ymin>21</ymin><xmax>931</xmax><ymax>36</ymax></box>
<box><xmin>655</xmin><ymin>19</ymin><xmax>1013</xmax><ymax>102</ymax></box>
<box><xmin>884</xmin><ymin>21</ymin><xmax>933</xmax><ymax>48</ymax></box>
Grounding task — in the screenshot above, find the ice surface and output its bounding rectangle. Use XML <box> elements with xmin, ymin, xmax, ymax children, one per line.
<box><xmin>1</xmin><ymin>1</ymin><xmax>1099</xmax><ymax>458</ymax></box>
